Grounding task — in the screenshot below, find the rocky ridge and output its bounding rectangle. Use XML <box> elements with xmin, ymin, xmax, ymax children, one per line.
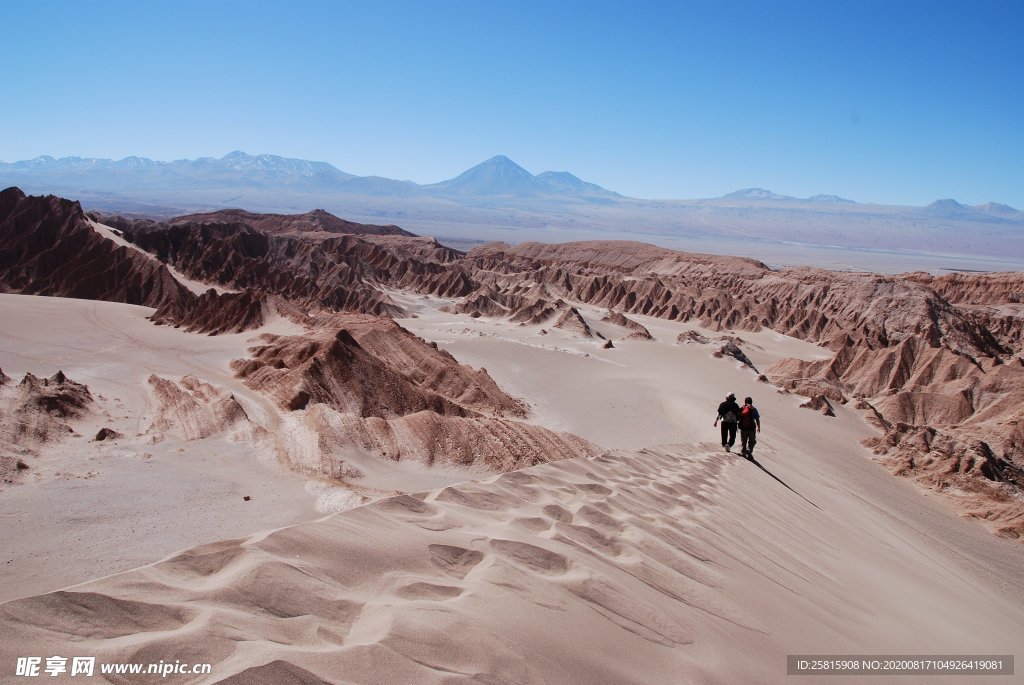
<box><xmin>167</xmin><ymin>207</ymin><xmax>414</xmax><ymax>237</ymax></box>
<box><xmin>0</xmin><ymin>188</ymin><xmax>273</xmax><ymax>334</ymax></box>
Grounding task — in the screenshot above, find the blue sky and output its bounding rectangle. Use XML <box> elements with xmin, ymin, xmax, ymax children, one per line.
<box><xmin>2</xmin><ymin>0</ymin><xmax>1021</xmax><ymax>206</ymax></box>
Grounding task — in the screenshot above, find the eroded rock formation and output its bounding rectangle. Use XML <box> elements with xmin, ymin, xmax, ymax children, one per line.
<box><xmin>0</xmin><ymin>370</ymin><xmax>92</xmax><ymax>483</ymax></box>
<box><xmin>7</xmin><ymin>189</ymin><xmax>1024</xmax><ymax>534</ymax></box>
<box><xmin>230</xmin><ymin>313</ymin><xmax>596</xmax><ymax>477</ymax></box>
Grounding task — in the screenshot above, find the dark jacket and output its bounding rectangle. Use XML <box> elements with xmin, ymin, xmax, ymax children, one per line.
<box><xmin>717</xmin><ymin>400</ymin><xmax>741</xmax><ymax>423</ymax></box>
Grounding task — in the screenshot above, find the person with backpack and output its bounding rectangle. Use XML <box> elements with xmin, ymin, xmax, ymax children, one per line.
<box><xmin>714</xmin><ymin>392</ymin><xmax>741</xmax><ymax>452</ymax></box>
<box><xmin>738</xmin><ymin>396</ymin><xmax>761</xmax><ymax>459</ymax></box>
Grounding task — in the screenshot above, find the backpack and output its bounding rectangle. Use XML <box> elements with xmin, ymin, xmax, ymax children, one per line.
<box><xmin>739</xmin><ymin>405</ymin><xmax>754</xmax><ymax>428</ymax></box>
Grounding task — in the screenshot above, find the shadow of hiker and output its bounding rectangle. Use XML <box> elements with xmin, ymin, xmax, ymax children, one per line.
<box><xmin>746</xmin><ymin>456</ymin><xmax>821</xmax><ymax>510</ymax></box>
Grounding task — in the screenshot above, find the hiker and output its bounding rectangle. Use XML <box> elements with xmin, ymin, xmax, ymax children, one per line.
<box><xmin>714</xmin><ymin>392</ymin><xmax>741</xmax><ymax>452</ymax></box>
<box><xmin>739</xmin><ymin>396</ymin><xmax>761</xmax><ymax>459</ymax></box>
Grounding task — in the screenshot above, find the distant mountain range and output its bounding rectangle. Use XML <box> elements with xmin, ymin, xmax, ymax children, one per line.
<box><xmin>721</xmin><ymin>188</ymin><xmax>857</xmax><ymax>204</ymax></box>
<box><xmin>0</xmin><ymin>152</ymin><xmax>623</xmax><ymax>203</ymax></box>
<box><xmin>1</xmin><ymin>151</ymin><xmax>1021</xmax><ymax>262</ymax></box>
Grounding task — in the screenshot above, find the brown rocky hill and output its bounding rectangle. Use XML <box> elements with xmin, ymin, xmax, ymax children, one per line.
<box><xmin>0</xmin><ymin>187</ymin><xmax>189</xmax><ymax>308</ymax></box>
<box><xmin>0</xmin><ymin>187</ymin><xmax>269</xmax><ymax>334</ymax></box>
<box><xmin>0</xmin><ymin>370</ymin><xmax>93</xmax><ymax>484</ymax></box>
<box><xmin>1</xmin><ymin>190</ymin><xmax>596</xmax><ymax>484</ymax></box>
<box><xmin>167</xmin><ymin>207</ymin><xmax>415</xmax><ymax>237</ymax></box>
<box><xmin>119</xmin><ymin>220</ymin><xmax>472</xmax><ymax>318</ymax></box>
<box><xmin>231</xmin><ymin>314</ymin><xmax>596</xmax><ymax>482</ymax></box>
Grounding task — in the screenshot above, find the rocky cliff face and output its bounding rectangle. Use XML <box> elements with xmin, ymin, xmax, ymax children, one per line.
<box><xmin>0</xmin><ymin>370</ymin><xmax>93</xmax><ymax>484</ymax></box>
<box><xmin>121</xmin><ymin>221</ymin><xmax>473</xmax><ymax>317</ymax></box>
<box><xmin>0</xmin><ymin>188</ymin><xmax>272</xmax><ymax>334</ymax></box>
<box><xmin>0</xmin><ymin>187</ymin><xmax>191</xmax><ymax>308</ymax></box>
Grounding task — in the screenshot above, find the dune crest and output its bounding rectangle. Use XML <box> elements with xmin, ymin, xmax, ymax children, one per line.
<box><xmin>2</xmin><ymin>443</ymin><xmax>1020</xmax><ymax>684</ymax></box>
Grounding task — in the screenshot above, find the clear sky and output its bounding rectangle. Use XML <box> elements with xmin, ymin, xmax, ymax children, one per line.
<box><xmin>2</xmin><ymin>0</ymin><xmax>1021</xmax><ymax>206</ymax></box>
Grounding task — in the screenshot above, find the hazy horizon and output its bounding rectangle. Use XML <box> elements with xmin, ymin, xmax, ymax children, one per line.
<box><xmin>2</xmin><ymin>0</ymin><xmax>1022</xmax><ymax>208</ymax></box>
<box><xmin>2</xmin><ymin>149</ymin><xmax>1020</xmax><ymax>210</ymax></box>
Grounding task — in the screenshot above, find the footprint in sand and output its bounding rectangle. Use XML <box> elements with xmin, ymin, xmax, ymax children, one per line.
<box><xmin>500</xmin><ymin>471</ymin><xmax>541</xmax><ymax>486</ymax></box>
<box><xmin>434</xmin><ymin>486</ymin><xmax>506</xmax><ymax>511</ymax></box>
<box><xmin>652</xmin><ymin>482</ymin><xmax>685</xmax><ymax>496</ymax></box>
<box><xmin>542</xmin><ymin>503</ymin><xmax>574</xmax><ymax>523</ymax></box>
<box><xmin>510</xmin><ymin>516</ymin><xmax>551</xmax><ymax>533</ymax></box>
<box><xmin>378</xmin><ymin>494</ymin><xmax>435</xmax><ymax>516</ymax></box>
<box><xmin>427</xmin><ymin>544</ymin><xmax>484</xmax><ymax>579</ymax></box>
<box><xmin>575</xmin><ymin>505</ymin><xmax>625</xmax><ymax>532</ymax></box>
<box><xmin>553</xmin><ymin>523</ymin><xmax>626</xmax><ymax>558</ymax></box>
<box><xmin>395</xmin><ymin>582</ymin><xmax>464</xmax><ymax>600</ymax></box>
<box><xmin>489</xmin><ymin>539</ymin><xmax>570</xmax><ymax>576</ymax></box>
<box><xmin>576</xmin><ymin>482</ymin><xmax>614</xmax><ymax>496</ymax></box>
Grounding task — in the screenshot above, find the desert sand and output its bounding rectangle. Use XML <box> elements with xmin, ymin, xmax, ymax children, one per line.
<box><xmin>2</xmin><ymin>291</ymin><xmax>1022</xmax><ymax>684</ymax></box>
<box><xmin>2</xmin><ymin>190</ymin><xmax>1023</xmax><ymax>684</ymax></box>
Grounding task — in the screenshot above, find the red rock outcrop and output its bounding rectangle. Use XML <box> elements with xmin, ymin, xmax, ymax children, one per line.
<box><xmin>0</xmin><ymin>189</ymin><xmax>269</xmax><ymax>335</ymax></box>
<box><xmin>232</xmin><ymin>314</ymin><xmax>525</xmax><ymax>419</ymax></box>
<box><xmin>150</xmin><ymin>288</ymin><xmax>267</xmax><ymax>335</ymax></box>
<box><xmin>717</xmin><ymin>338</ymin><xmax>759</xmax><ymax>373</ymax></box>
<box><xmin>553</xmin><ymin>306</ymin><xmax>597</xmax><ymax>338</ymax></box>
<box><xmin>121</xmin><ymin>221</ymin><xmax>475</xmax><ymax>317</ymax></box>
<box><xmin>678</xmin><ymin>330</ymin><xmax>711</xmax><ymax>345</ymax></box>
<box><xmin>146</xmin><ymin>375</ymin><xmax>253</xmax><ymax>443</ymax></box>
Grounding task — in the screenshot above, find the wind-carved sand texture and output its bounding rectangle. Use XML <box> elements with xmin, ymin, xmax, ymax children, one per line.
<box><xmin>1</xmin><ymin>444</ymin><xmax>1021</xmax><ymax>684</ymax></box>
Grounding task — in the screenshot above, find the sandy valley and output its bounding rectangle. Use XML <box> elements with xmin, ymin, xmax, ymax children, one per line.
<box><xmin>1</xmin><ymin>188</ymin><xmax>1022</xmax><ymax>684</ymax></box>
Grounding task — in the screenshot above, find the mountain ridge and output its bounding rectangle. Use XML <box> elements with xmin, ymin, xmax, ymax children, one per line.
<box><xmin>8</xmin><ymin>151</ymin><xmax>1014</xmax><ymax>209</ymax></box>
<box><xmin>3</xmin><ymin>153</ymin><xmax>1023</xmax><ymax>261</ymax></box>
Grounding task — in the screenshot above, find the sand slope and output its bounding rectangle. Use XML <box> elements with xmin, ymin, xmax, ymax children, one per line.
<box><xmin>2</xmin><ymin>441</ymin><xmax>1021</xmax><ymax>684</ymax></box>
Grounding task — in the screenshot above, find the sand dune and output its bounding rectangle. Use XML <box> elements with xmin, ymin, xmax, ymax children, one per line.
<box><xmin>2</xmin><ymin>440</ymin><xmax>1021</xmax><ymax>684</ymax></box>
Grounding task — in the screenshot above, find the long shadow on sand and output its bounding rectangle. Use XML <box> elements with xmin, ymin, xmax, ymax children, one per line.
<box><xmin>745</xmin><ymin>455</ymin><xmax>821</xmax><ymax>510</ymax></box>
